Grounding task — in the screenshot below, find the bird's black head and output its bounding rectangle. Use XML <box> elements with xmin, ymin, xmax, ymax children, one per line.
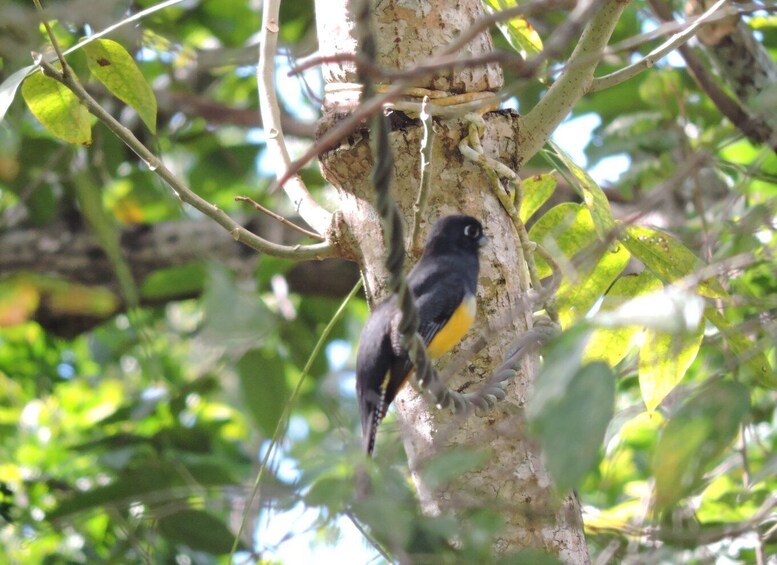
<box><xmin>422</xmin><ymin>215</ymin><xmax>487</xmax><ymax>257</ymax></box>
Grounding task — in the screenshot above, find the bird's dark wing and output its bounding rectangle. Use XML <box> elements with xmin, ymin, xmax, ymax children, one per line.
<box><xmin>389</xmin><ymin>266</ymin><xmax>469</xmax><ymax>384</ymax></box>
<box><xmin>355</xmin><ymin>297</ymin><xmax>399</xmax><ymax>455</ymax></box>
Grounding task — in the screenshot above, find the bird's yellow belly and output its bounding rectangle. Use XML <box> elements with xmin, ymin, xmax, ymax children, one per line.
<box><xmin>427</xmin><ymin>294</ymin><xmax>476</xmax><ymax>358</ymax></box>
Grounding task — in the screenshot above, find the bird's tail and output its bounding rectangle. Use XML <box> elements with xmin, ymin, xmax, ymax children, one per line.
<box><xmin>360</xmin><ymin>395</ymin><xmax>386</xmax><ymax>456</ymax></box>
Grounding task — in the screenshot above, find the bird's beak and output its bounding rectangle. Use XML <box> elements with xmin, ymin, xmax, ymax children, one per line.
<box><xmin>478</xmin><ymin>234</ymin><xmax>489</xmax><ymax>247</ymax></box>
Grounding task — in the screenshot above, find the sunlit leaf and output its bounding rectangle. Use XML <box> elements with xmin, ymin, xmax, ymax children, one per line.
<box><xmin>639</xmin><ymin>324</ymin><xmax>704</xmax><ymax>412</ymax></box>
<box><xmin>547</xmin><ymin>141</ymin><xmax>615</xmax><ymax>238</ymax></box>
<box><xmin>621</xmin><ymin>225</ymin><xmax>726</xmax><ymax>298</ymax></box>
<box><xmin>653</xmin><ymin>381</ymin><xmax>750</xmax><ymax>509</ymax></box>
<box><xmin>84</xmin><ymin>39</ymin><xmax>157</xmax><ymax>133</ymax></box>
<box><xmin>556</xmin><ymin>240</ymin><xmax>630</xmax><ymax>327</ymax></box>
<box><xmin>584</xmin><ymin>271</ymin><xmax>663</xmax><ymax>366</ymax></box>
<box><xmin>593</xmin><ymin>285</ymin><xmax>704</xmax><ymax>333</ymax></box>
<box><xmin>520</xmin><ymin>172</ymin><xmax>557</xmax><ymax>223</ymax></box>
<box><xmin>528</xmin><ymin>203</ymin><xmax>597</xmax><ymax>278</ymax></box>
<box><xmin>704</xmin><ymin>309</ymin><xmax>777</xmax><ymax>389</ymax></box>
<box><xmin>482</xmin><ymin>0</ymin><xmax>544</xmax><ymax>61</ymax></box>
<box><xmin>21</xmin><ymin>69</ymin><xmax>91</xmax><ymax>145</ymax></box>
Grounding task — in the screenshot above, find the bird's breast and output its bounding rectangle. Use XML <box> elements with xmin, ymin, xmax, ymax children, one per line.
<box><xmin>427</xmin><ymin>293</ymin><xmax>476</xmax><ymax>358</ymax></box>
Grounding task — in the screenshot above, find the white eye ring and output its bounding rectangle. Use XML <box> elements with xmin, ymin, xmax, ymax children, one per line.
<box><xmin>464</xmin><ymin>224</ymin><xmax>480</xmax><ymax>239</ymax></box>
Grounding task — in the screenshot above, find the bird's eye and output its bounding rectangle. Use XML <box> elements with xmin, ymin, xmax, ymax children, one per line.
<box><xmin>464</xmin><ymin>224</ymin><xmax>480</xmax><ymax>239</ymax></box>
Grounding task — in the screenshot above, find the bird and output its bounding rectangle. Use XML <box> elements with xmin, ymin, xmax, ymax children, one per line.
<box><xmin>356</xmin><ymin>215</ymin><xmax>488</xmax><ymax>455</ymax></box>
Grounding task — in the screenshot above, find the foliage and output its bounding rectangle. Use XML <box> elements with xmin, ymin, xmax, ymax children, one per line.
<box><xmin>1</xmin><ymin>0</ymin><xmax>776</xmax><ymax>563</ymax></box>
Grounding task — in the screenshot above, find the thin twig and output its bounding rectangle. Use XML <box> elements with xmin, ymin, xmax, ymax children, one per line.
<box><xmin>257</xmin><ymin>0</ymin><xmax>332</xmax><ymax>235</ymax></box>
<box><xmin>230</xmin><ymin>280</ymin><xmax>364</xmax><ymax>560</ymax></box>
<box><xmin>32</xmin><ymin>0</ymin><xmax>70</xmax><ymax>77</ymax></box>
<box><xmin>647</xmin><ymin>0</ymin><xmax>776</xmax><ymax>151</ymax></box>
<box><xmin>590</xmin><ymin>0</ymin><xmax>731</xmax><ymax>92</ymax></box>
<box><xmin>35</xmin><ymin>57</ymin><xmax>332</xmax><ymax>261</ymax></box>
<box><xmin>235</xmin><ymin>196</ymin><xmax>325</xmax><ymax>240</ymax></box>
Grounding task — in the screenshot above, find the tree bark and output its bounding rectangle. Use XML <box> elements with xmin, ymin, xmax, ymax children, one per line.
<box><xmin>0</xmin><ymin>217</ymin><xmax>359</xmax><ymax>335</ymax></box>
<box><xmin>316</xmin><ymin>0</ymin><xmax>589</xmax><ymax>561</ymax></box>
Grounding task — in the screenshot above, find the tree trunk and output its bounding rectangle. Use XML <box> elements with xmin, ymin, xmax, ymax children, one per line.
<box><xmin>315</xmin><ymin>0</ymin><xmax>589</xmax><ymax>561</ymax></box>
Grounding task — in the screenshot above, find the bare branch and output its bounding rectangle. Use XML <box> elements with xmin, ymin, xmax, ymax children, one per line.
<box><xmin>257</xmin><ymin>0</ymin><xmax>333</xmax><ymax>236</ymax></box>
<box><xmin>590</xmin><ymin>0</ymin><xmax>730</xmax><ymax>92</ymax></box>
<box><xmin>36</xmin><ymin>58</ymin><xmax>332</xmax><ymax>261</ymax></box>
<box><xmin>235</xmin><ymin>196</ymin><xmax>325</xmax><ymax>240</ymax></box>
<box><xmin>648</xmin><ymin>0</ymin><xmax>777</xmax><ymax>152</ymax></box>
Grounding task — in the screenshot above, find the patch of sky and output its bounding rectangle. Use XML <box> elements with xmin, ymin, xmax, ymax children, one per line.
<box><xmin>258</xmin><ymin>502</ymin><xmax>382</xmax><ymax>564</ymax></box>
<box><xmin>552</xmin><ymin>113</ymin><xmax>630</xmax><ymax>185</ymax></box>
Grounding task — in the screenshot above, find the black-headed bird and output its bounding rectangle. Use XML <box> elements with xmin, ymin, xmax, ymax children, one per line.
<box><xmin>356</xmin><ymin>215</ymin><xmax>487</xmax><ymax>455</ymax></box>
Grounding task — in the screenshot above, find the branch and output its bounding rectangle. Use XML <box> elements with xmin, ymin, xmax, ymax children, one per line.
<box><xmin>35</xmin><ymin>57</ymin><xmax>332</xmax><ymax>261</ymax></box>
<box><xmin>647</xmin><ymin>0</ymin><xmax>776</xmax><ymax>152</ymax></box>
<box><xmin>517</xmin><ymin>0</ymin><xmax>629</xmax><ymax>165</ymax></box>
<box><xmin>590</xmin><ymin>0</ymin><xmax>730</xmax><ymax>92</ymax></box>
<box><xmin>257</xmin><ymin>0</ymin><xmax>332</xmax><ymax>236</ymax></box>
<box><xmin>0</xmin><ymin>217</ymin><xmax>359</xmax><ymax>335</ymax></box>
<box><xmin>235</xmin><ymin>196</ymin><xmax>325</xmax><ymax>240</ymax></box>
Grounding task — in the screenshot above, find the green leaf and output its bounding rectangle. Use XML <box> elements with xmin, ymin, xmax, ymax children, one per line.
<box><xmin>639</xmin><ymin>324</ymin><xmax>704</xmax><ymax>412</ymax></box>
<box><xmin>236</xmin><ymin>349</ymin><xmax>289</xmax><ymax>436</ymax></box>
<box><xmin>49</xmin><ymin>461</ymin><xmax>235</xmax><ymax>520</ymax></box>
<box><xmin>547</xmin><ymin>141</ymin><xmax>615</xmax><ymax>238</ymax></box>
<box><xmin>584</xmin><ymin>271</ymin><xmax>664</xmax><ymax>366</ymax></box>
<box><xmin>72</xmin><ymin>168</ymin><xmax>139</xmax><ymax>307</ymax></box>
<box><xmin>556</xmin><ymin>239</ymin><xmax>630</xmax><ymax>327</ymax></box>
<box><xmin>21</xmin><ymin>69</ymin><xmax>91</xmax><ymax>145</ymax></box>
<box><xmin>621</xmin><ymin>225</ymin><xmax>726</xmax><ymax>298</ymax></box>
<box><xmin>200</xmin><ymin>265</ymin><xmax>276</xmax><ymax>346</ymax></box>
<box><xmin>592</xmin><ymin>286</ymin><xmax>704</xmax><ymax>334</ymax></box>
<box><xmin>653</xmin><ymin>381</ymin><xmax>750</xmax><ymax>510</ymax></box>
<box><xmin>158</xmin><ymin>508</ymin><xmax>242</xmax><ymax>554</ymax></box>
<box><xmin>638</xmin><ymin>69</ymin><xmax>684</xmax><ymax>116</ymax></box>
<box><xmin>519</xmin><ymin>172</ymin><xmax>557</xmax><ymax>223</ymax></box>
<box><xmin>526</xmin><ymin>325</ymin><xmax>591</xmax><ymax>422</ymax></box>
<box><xmin>704</xmin><ymin>309</ymin><xmax>777</xmax><ymax>389</ymax></box>
<box><xmin>482</xmin><ymin>0</ymin><xmax>544</xmax><ymax>61</ymax></box>
<box><xmin>528</xmin><ymin>203</ymin><xmax>597</xmax><ymax>278</ymax></box>
<box><xmin>84</xmin><ymin>39</ymin><xmax>157</xmax><ymax>133</ymax></box>
<box><xmin>140</xmin><ymin>264</ymin><xmax>207</xmax><ymax>300</ymax></box>
<box><xmin>529</xmin><ymin>362</ymin><xmax>615</xmax><ymax>492</ymax></box>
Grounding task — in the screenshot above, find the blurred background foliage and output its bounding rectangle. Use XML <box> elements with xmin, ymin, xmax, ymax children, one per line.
<box><xmin>0</xmin><ymin>0</ymin><xmax>776</xmax><ymax>562</ymax></box>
